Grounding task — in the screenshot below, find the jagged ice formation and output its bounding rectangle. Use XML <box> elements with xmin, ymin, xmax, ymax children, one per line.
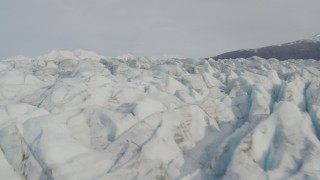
<box><xmin>1</xmin><ymin>50</ymin><xmax>320</xmax><ymax>179</ymax></box>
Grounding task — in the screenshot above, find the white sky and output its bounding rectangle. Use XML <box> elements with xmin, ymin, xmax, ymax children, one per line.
<box><xmin>1</xmin><ymin>0</ymin><xmax>320</xmax><ymax>58</ymax></box>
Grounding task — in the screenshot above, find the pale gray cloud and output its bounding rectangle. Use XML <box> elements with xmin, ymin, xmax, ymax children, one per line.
<box><xmin>1</xmin><ymin>0</ymin><xmax>320</xmax><ymax>58</ymax></box>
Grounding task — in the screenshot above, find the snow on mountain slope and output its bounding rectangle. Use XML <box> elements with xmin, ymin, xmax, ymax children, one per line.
<box><xmin>1</xmin><ymin>51</ymin><xmax>320</xmax><ymax>179</ymax></box>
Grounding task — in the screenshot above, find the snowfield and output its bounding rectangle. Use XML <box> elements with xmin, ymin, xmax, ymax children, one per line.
<box><xmin>1</xmin><ymin>50</ymin><xmax>320</xmax><ymax>180</ymax></box>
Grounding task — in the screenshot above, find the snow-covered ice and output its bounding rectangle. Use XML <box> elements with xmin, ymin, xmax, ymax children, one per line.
<box><xmin>1</xmin><ymin>51</ymin><xmax>320</xmax><ymax>179</ymax></box>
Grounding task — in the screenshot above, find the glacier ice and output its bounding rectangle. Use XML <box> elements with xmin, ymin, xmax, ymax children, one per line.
<box><xmin>1</xmin><ymin>51</ymin><xmax>320</xmax><ymax>179</ymax></box>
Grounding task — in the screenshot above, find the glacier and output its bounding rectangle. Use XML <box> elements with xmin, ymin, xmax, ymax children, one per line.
<box><xmin>1</xmin><ymin>50</ymin><xmax>320</xmax><ymax>179</ymax></box>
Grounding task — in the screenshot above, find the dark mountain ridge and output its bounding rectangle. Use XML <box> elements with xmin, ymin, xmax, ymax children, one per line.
<box><xmin>210</xmin><ymin>35</ymin><xmax>320</xmax><ymax>60</ymax></box>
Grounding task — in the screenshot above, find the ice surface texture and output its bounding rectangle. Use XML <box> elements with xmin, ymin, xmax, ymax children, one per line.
<box><xmin>1</xmin><ymin>51</ymin><xmax>320</xmax><ymax>179</ymax></box>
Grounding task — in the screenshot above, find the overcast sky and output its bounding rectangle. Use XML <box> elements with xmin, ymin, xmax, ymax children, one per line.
<box><xmin>1</xmin><ymin>0</ymin><xmax>320</xmax><ymax>59</ymax></box>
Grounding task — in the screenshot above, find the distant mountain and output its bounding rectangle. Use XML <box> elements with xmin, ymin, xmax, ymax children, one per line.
<box><xmin>210</xmin><ymin>35</ymin><xmax>320</xmax><ymax>60</ymax></box>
